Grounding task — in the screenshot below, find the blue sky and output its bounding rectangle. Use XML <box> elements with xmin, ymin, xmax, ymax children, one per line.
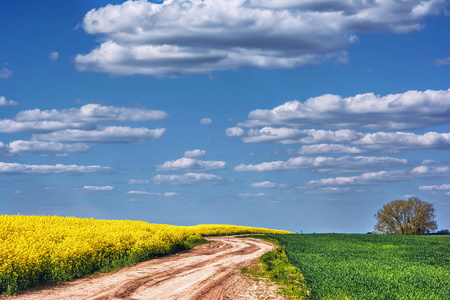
<box><xmin>0</xmin><ymin>0</ymin><xmax>449</xmax><ymax>233</ymax></box>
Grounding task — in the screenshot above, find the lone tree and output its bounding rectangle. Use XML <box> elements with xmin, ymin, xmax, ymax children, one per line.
<box><xmin>375</xmin><ymin>197</ymin><xmax>437</xmax><ymax>235</ymax></box>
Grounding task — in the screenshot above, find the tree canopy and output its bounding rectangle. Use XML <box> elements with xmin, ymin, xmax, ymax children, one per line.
<box><xmin>374</xmin><ymin>197</ymin><xmax>437</xmax><ymax>235</ymax></box>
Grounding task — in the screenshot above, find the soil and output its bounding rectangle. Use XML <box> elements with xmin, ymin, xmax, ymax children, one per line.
<box><xmin>7</xmin><ymin>236</ymin><xmax>285</xmax><ymax>300</ymax></box>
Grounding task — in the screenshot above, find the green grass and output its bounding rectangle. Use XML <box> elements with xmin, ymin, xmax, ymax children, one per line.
<box><xmin>263</xmin><ymin>234</ymin><xmax>450</xmax><ymax>300</ymax></box>
<box><xmin>241</xmin><ymin>245</ymin><xmax>308</xmax><ymax>299</ymax></box>
<box><xmin>240</xmin><ymin>235</ymin><xmax>308</xmax><ymax>299</ymax></box>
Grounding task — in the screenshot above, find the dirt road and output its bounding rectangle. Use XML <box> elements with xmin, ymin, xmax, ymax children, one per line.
<box><xmin>9</xmin><ymin>236</ymin><xmax>285</xmax><ymax>300</ymax></box>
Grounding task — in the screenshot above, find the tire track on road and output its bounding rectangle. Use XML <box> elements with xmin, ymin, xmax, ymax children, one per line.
<box><xmin>8</xmin><ymin>236</ymin><xmax>283</xmax><ymax>300</ymax></box>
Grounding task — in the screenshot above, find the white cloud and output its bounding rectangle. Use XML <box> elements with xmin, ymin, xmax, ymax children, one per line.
<box><xmin>153</xmin><ymin>172</ymin><xmax>229</xmax><ymax>185</ymax></box>
<box><xmin>0</xmin><ymin>162</ymin><xmax>111</xmax><ymax>175</ymax></box>
<box><xmin>127</xmin><ymin>190</ymin><xmax>178</xmax><ymax>197</ymax></box>
<box><xmin>49</xmin><ymin>52</ymin><xmax>59</xmax><ymax>61</ymax></box>
<box><xmin>234</xmin><ymin>156</ymin><xmax>407</xmax><ymax>172</ymax></box>
<box><xmin>242</xmin><ymin>128</ymin><xmax>361</xmax><ymax>144</ymax></box>
<box><xmin>238</xmin><ymin>193</ymin><xmax>265</xmax><ymax>197</ymax></box>
<box><xmin>75</xmin><ymin>0</ymin><xmax>445</xmax><ymax>76</ymax></box>
<box><xmin>231</xmin><ymin>127</ymin><xmax>450</xmax><ymax>153</ymax></box>
<box><xmin>436</xmin><ymin>57</ymin><xmax>450</xmax><ymax>65</ymax></box>
<box><xmin>250</xmin><ymin>181</ymin><xmax>278</xmax><ymax>188</ymax></box>
<box><xmin>16</xmin><ymin>103</ymin><xmax>168</xmax><ymax>123</ymax></box>
<box><xmin>128</xmin><ymin>190</ymin><xmax>160</xmax><ymax>195</ymax></box>
<box><xmin>309</xmin><ymin>170</ymin><xmax>405</xmax><ymax>186</ymax></box>
<box><xmin>8</xmin><ymin>140</ymin><xmax>90</xmax><ymax>156</ymax></box>
<box><xmin>304</xmin><ymin>186</ymin><xmax>353</xmax><ymax>194</ymax></box>
<box><xmin>309</xmin><ymin>166</ymin><xmax>450</xmax><ymax>186</ymax></box>
<box><xmin>318</xmin><ymin>187</ymin><xmax>352</xmax><ymax>192</ymax></box>
<box><xmin>156</xmin><ymin>157</ymin><xmax>226</xmax><ymax>171</ymax></box>
<box><xmin>164</xmin><ymin>192</ymin><xmax>179</xmax><ymax>197</ymax></box>
<box><xmin>184</xmin><ymin>149</ymin><xmax>206</xmax><ymax>158</ymax></box>
<box><xmin>82</xmin><ymin>185</ymin><xmax>114</xmax><ymax>191</ymax></box>
<box><xmin>298</xmin><ymin>144</ymin><xmax>363</xmax><ymax>154</ymax></box>
<box><xmin>33</xmin><ymin>126</ymin><xmax>165</xmax><ymax>143</ymax></box>
<box><xmin>129</xmin><ymin>179</ymin><xmax>151</xmax><ymax>184</ymax></box>
<box><xmin>354</xmin><ymin>131</ymin><xmax>450</xmax><ymax>151</ymax></box>
<box><xmin>421</xmin><ymin>160</ymin><xmax>439</xmax><ymax>165</ymax></box>
<box><xmin>238</xmin><ymin>89</ymin><xmax>450</xmax><ymax>130</ymax></box>
<box><xmin>0</xmin><ymin>120</ymin><xmax>92</xmax><ymax>133</ymax></box>
<box><xmin>411</xmin><ymin>165</ymin><xmax>450</xmax><ymax>174</ymax></box>
<box><xmin>242</xmin><ymin>127</ymin><xmax>304</xmax><ymax>143</ymax></box>
<box><xmin>246</xmin><ymin>0</ymin><xmax>443</xmax><ymax>19</ymax></box>
<box><xmin>0</xmin><ymin>104</ymin><xmax>168</xmax><ymax>134</ymax></box>
<box><xmin>419</xmin><ymin>183</ymin><xmax>450</xmax><ymax>190</ymax></box>
<box><xmin>200</xmin><ymin>118</ymin><xmax>212</xmax><ymax>125</ymax></box>
<box><xmin>0</xmin><ymin>96</ymin><xmax>18</xmax><ymax>106</ymax></box>
<box><xmin>225</xmin><ymin>127</ymin><xmax>245</xmax><ymax>137</ymax></box>
<box><xmin>0</xmin><ymin>68</ymin><xmax>12</xmax><ymax>79</ymax></box>
<box><xmin>296</xmin><ymin>129</ymin><xmax>362</xmax><ymax>144</ymax></box>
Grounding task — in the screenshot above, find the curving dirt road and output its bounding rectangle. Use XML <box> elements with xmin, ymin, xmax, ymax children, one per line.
<box><xmin>9</xmin><ymin>236</ymin><xmax>285</xmax><ymax>300</ymax></box>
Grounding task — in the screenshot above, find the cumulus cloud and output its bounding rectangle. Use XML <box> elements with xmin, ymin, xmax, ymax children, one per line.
<box><xmin>200</xmin><ymin>118</ymin><xmax>212</xmax><ymax>125</ymax></box>
<box><xmin>7</xmin><ymin>140</ymin><xmax>90</xmax><ymax>156</ymax></box>
<box><xmin>309</xmin><ymin>170</ymin><xmax>405</xmax><ymax>186</ymax></box>
<box><xmin>0</xmin><ymin>162</ymin><xmax>111</xmax><ymax>175</ymax></box>
<box><xmin>82</xmin><ymin>185</ymin><xmax>114</xmax><ymax>191</ymax></box>
<box><xmin>238</xmin><ymin>89</ymin><xmax>450</xmax><ymax>130</ymax></box>
<box><xmin>230</xmin><ymin>126</ymin><xmax>450</xmax><ymax>153</ymax></box>
<box><xmin>75</xmin><ymin>0</ymin><xmax>445</xmax><ymax>76</ymax></box>
<box><xmin>419</xmin><ymin>183</ymin><xmax>450</xmax><ymax>190</ymax></box>
<box><xmin>0</xmin><ymin>104</ymin><xmax>168</xmax><ymax>134</ymax></box>
<box><xmin>0</xmin><ymin>68</ymin><xmax>12</xmax><ymax>79</ymax></box>
<box><xmin>0</xmin><ymin>120</ymin><xmax>93</xmax><ymax>133</ymax></box>
<box><xmin>49</xmin><ymin>52</ymin><xmax>59</xmax><ymax>61</ymax></box>
<box><xmin>156</xmin><ymin>157</ymin><xmax>226</xmax><ymax>171</ymax></box>
<box><xmin>242</xmin><ymin>127</ymin><xmax>304</xmax><ymax>143</ymax></box>
<box><xmin>250</xmin><ymin>181</ymin><xmax>278</xmax><ymax>188</ymax></box>
<box><xmin>153</xmin><ymin>172</ymin><xmax>230</xmax><ymax>185</ymax></box>
<box><xmin>225</xmin><ymin>127</ymin><xmax>245</xmax><ymax>137</ymax></box>
<box><xmin>411</xmin><ymin>165</ymin><xmax>450</xmax><ymax>174</ymax></box>
<box><xmin>33</xmin><ymin>126</ymin><xmax>165</xmax><ymax>143</ymax></box>
<box><xmin>234</xmin><ymin>156</ymin><xmax>407</xmax><ymax>173</ymax></box>
<box><xmin>309</xmin><ymin>166</ymin><xmax>450</xmax><ymax>186</ymax></box>
<box><xmin>354</xmin><ymin>131</ymin><xmax>450</xmax><ymax>151</ymax></box>
<box><xmin>0</xmin><ymin>96</ymin><xmax>18</xmax><ymax>106</ymax></box>
<box><xmin>298</xmin><ymin>144</ymin><xmax>363</xmax><ymax>154</ymax></box>
<box><xmin>16</xmin><ymin>103</ymin><xmax>168</xmax><ymax>123</ymax></box>
<box><xmin>184</xmin><ymin>149</ymin><xmax>206</xmax><ymax>158</ymax></box>
<box><xmin>241</xmin><ymin>128</ymin><xmax>360</xmax><ymax>144</ymax></box>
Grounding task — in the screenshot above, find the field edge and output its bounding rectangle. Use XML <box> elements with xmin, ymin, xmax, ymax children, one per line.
<box><xmin>240</xmin><ymin>235</ymin><xmax>309</xmax><ymax>299</ymax></box>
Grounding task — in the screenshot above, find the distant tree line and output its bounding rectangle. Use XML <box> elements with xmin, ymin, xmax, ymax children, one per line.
<box><xmin>427</xmin><ymin>229</ymin><xmax>450</xmax><ymax>235</ymax></box>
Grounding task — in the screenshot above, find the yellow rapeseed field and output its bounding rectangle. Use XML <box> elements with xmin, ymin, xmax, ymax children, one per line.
<box><xmin>187</xmin><ymin>224</ymin><xmax>291</xmax><ymax>236</ymax></box>
<box><xmin>0</xmin><ymin>214</ymin><xmax>290</xmax><ymax>295</ymax></box>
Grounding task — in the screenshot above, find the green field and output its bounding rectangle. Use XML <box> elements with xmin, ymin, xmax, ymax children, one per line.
<box><xmin>264</xmin><ymin>234</ymin><xmax>450</xmax><ymax>299</ymax></box>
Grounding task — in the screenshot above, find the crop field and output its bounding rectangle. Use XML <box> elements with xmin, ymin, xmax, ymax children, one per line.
<box><xmin>265</xmin><ymin>233</ymin><xmax>450</xmax><ymax>299</ymax></box>
<box><xmin>0</xmin><ymin>215</ymin><xmax>290</xmax><ymax>295</ymax></box>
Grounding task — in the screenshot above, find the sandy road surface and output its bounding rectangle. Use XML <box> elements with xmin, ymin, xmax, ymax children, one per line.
<box><xmin>9</xmin><ymin>236</ymin><xmax>285</xmax><ymax>300</ymax></box>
